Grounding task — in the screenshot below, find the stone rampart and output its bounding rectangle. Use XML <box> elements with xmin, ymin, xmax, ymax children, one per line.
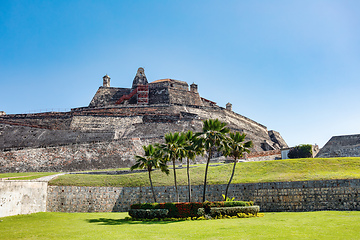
<box><xmin>47</xmin><ymin>179</ymin><xmax>360</xmax><ymax>213</ymax></box>
<box><xmin>316</xmin><ymin>134</ymin><xmax>360</xmax><ymax>158</ymax></box>
<box><xmin>242</xmin><ymin>149</ymin><xmax>281</xmax><ymax>161</ymax></box>
<box><xmin>0</xmin><ymin>138</ymin><xmax>161</xmax><ymax>173</ymax></box>
<box><xmin>0</xmin><ymin>180</ymin><xmax>48</xmax><ymax>217</ymax></box>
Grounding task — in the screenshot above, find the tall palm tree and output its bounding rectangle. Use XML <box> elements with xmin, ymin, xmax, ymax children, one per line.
<box><xmin>157</xmin><ymin>132</ymin><xmax>186</xmax><ymax>202</ymax></box>
<box><xmin>130</xmin><ymin>144</ymin><xmax>169</xmax><ymax>203</ymax></box>
<box><xmin>222</xmin><ymin>132</ymin><xmax>253</xmax><ymax>200</ymax></box>
<box><xmin>183</xmin><ymin>131</ymin><xmax>204</xmax><ymax>202</ymax></box>
<box><xmin>197</xmin><ymin>119</ymin><xmax>230</xmax><ymax>202</ymax></box>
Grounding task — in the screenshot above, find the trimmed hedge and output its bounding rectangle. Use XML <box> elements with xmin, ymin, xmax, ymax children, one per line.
<box><xmin>130</xmin><ymin>201</ymin><xmax>254</xmax><ymax>218</ymax></box>
<box><xmin>131</xmin><ymin>202</ymin><xmax>203</xmax><ymax>218</ymax></box>
<box><xmin>198</xmin><ymin>206</ymin><xmax>260</xmax><ymax>218</ymax></box>
<box><xmin>128</xmin><ymin>209</ymin><xmax>169</xmax><ymax>219</ymax></box>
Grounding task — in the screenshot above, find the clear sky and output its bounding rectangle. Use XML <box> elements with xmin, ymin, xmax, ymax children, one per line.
<box><xmin>1</xmin><ymin>0</ymin><xmax>360</xmax><ymax>148</ymax></box>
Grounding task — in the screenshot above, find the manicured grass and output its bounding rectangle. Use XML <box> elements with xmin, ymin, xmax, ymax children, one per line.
<box><xmin>1</xmin><ymin>211</ymin><xmax>360</xmax><ymax>239</ymax></box>
<box><xmin>0</xmin><ymin>172</ymin><xmax>58</xmax><ymax>180</ymax></box>
<box><xmin>49</xmin><ymin>157</ymin><xmax>360</xmax><ymax>187</ymax></box>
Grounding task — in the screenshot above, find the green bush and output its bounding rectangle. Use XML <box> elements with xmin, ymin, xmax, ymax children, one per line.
<box><xmin>198</xmin><ymin>206</ymin><xmax>260</xmax><ymax>218</ymax></box>
<box><xmin>130</xmin><ymin>202</ymin><xmax>204</xmax><ymax>218</ymax></box>
<box><xmin>288</xmin><ymin>144</ymin><xmax>313</xmax><ymax>159</ymax></box>
<box><xmin>128</xmin><ymin>209</ymin><xmax>169</xmax><ymax>219</ymax></box>
<box><xmin>130</xmin><ymin>201</ymin><xmax>255</xmax><ymax>218</ymax></box>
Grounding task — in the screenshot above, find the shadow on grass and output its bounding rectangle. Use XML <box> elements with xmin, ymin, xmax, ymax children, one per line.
<box><xmin>87</xmin><ymin>218</ymin><xmax>184</xmax><ymax>225</ymax></box>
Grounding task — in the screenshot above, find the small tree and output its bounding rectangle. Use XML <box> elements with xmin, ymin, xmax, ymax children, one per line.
<box><xmin>222</xmin><ymin>132</ymin><xmax>253</xmax><ymax>200</ymax></box>
<box><xmin>183</xmin><ymin>130</ymin><xmax>204</xmax><ymax>202</ymax></box>
<box><xmin>197</xmin><ymin>119</ymin><xmax>230</xmax><ymax>202</ymax></box>
<box><xmin>157</xmin><ymin>132</ymin><xmax>186</xmax><ymax>202</ymax></box>
<box><xmin>288</xmin><ymin>144</ymin><xmax>313</xmax><ymax>159</ymax></box>
<box><xmin>130</xmin><ymin>144</ymin><xmax>169</xmax><ymax>203</ymax></box>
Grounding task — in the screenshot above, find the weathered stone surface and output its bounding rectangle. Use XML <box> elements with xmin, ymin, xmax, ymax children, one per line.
<box><xmin>47</xmin><ymin>179</ymin><xmax>360</xmax><ymax>213</ymax></box>
<box><xmin>0</xmin><ymin>181</ymin><xmax>48</xmax><ymax>217</ymax></box>
<box><xmin>316</xmin><ymin>134</ymin><xmax>360</xmax><ymax>158</ymax></box>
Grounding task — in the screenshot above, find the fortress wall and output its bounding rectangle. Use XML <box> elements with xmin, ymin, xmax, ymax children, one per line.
<box><xmin>88</xmin><ymin>87</ymin><xmax>131</xmax><ymax>107</ymax></box>
<box><xmin>0</xmin><ymin>124</ymin><xmax>114</xmax><ymax>151</ymax></box>
<box><xmin>149</xmin><ymin>87</ymin><xmax>170</xmax><ymax>104</ymax></box>
<box><xmin>70</xmin><ymin>115</ymin><xmax>143</xmax><ymax>132</ymax></box>
<box><xmin>168</xmin><ymin>88</ymin><xmax>204</xmax><ymax>106</ymax></box>
<box><xmin>47</xmin><ymin>179</ymin><xmax>360</xmax><ymax>213</ymax></box>
<box><xmin>0</xmin><ymin>138</ymin><xmax>162</xmax><ymax>173</ymax></box>
<box><xmin>316</xmin><ymin>135</ymin><xmax>360</xmax><ymax>158</ymax></box>
<box><xmin>243</xmin><ymin>149</ymin><xmax>281</xmax><ymax>161</ymax></box>
<box><xmin>174</xmin><ymin>105</ymin><xmax>270</xmax><ymax>138</ymax></box>
<box><xmin>0</xmin><ymin>181</ymin><xmax>48</xmax><ymax>218</ymax></box>
<box><xmin>0</xmin><ymin>112</ymin><xmax>72</xmax><ymax>130</ymax></box>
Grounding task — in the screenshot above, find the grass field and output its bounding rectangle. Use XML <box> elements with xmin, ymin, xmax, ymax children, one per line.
<box><xmin>49</xmin><ymin>157</ymin><xmax>360</xmax><ymax>187</ymax></box>
<box><xmin>0</xmin><ymin>172</ymin><xmax>58</xmax><ymax>180</ymax></box>
<box><xmin>1</xmin><ymin>211</ymin><xmax>359</xmax><ymax>239</ymax></box>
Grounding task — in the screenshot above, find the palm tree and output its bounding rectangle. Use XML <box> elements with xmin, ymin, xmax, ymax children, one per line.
<box><xmin>130</xmin><ymin>144</ymin><xmax>169</xmax><ymax>203</ymax></box>
<box><xmin>222</xmin><ymin>132</ymin><xmax>253</xmax><ymax>200</ymax></box>
<box><xmin>183</xmin><ymin>131</ymin><xmax>204</xmax><ymax>202</ymax></box>
<box><xmin>197</xmin><ymin>119</ymin><xmax>230</xmax><ymax>202</ymax></box>
<box><xmin>157</xmin><ymin>132</ymin><xmax>186</xmax><ymax>202</ymax></box>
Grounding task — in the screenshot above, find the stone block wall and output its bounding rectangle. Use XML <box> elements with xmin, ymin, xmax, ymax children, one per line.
<box><xmin>0</xmin><ymin>138</ymin><xmax>160</xmax><ymax>173</ymax></box>
<box><xmin>316</xmin><ymin>134</ymin><xmax>360</xmax><ymax>158</ymax></box>
<box><xmin>243</xmin><ymin>149</ymin><xmax>281</xmax><ymax>161</ymax></box>
<box><xmin>47</xmin><ymin>179</ymin><xmax>360</xmax><ymax>213</ymax></box>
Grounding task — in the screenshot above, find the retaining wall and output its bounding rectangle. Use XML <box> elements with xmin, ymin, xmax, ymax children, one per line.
<box><xmin>47</xmin><ymin>179</ymin><xmax>360</xmax><ymax>213</ymax></box>
<box><xmin>0</xmin><ymin>181</ymin><xmax>48</xmax><ymax>217</ymax></box>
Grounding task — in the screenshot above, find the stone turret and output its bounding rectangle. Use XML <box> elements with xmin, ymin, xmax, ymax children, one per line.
<box><xmin>190</xmin><ymin>83</ymin><xmax>198</xmax><ymax>93</ymax></box>
<box><xmin>226</xmin><ymin>102</ymin><xmax>232</xmax><ymax>111</ymax></box>
<box><xmin>103</xmin><ymin>74</ymin><xmax>110</xmax><ymax>87</ymax></box>
<box><xmin>132</xmin><ymin>67</ymin><xmax>148</xmax><ymax>89</ymax></box>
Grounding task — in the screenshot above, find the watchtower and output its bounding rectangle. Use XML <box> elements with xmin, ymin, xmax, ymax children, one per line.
<box><xmin>132</xmin><ymin>67</ymin><xmax>148</xmax><ymax>89</ymax></box>
<box><xmin>103</xmin><ymin>74</ymin><xmax>110</xmax><ymax>87</ymax></box>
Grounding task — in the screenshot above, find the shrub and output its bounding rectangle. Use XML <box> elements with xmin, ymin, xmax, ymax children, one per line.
<box><xmin>130</xmin><ymin>202</ymin><xmax>204</xmax><ymax>218</ymax></box>
<box><xmin>130</xmin><ymin>201</ymin><xmax>255</xmax><ymax>218</ymax></box>
<box><xmin>288</xmin><ymin>144</ymin><xmax>313</xmax><ymax>159</ymax></box>
<box><xmin>128</xmin><ymin>209</ymin><xmax>169</xmax><ymax>219</ymax></box>
<box><xmin>198</xmin><ymin>206</ymin><xmax>260</xmax><ymax>218</ymax></box>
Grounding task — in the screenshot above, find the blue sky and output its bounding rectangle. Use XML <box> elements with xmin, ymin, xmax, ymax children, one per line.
<box><xmin>1</xmin><ymin>0</ymin><xmax>360</xmax><ymax>148</ymax></box>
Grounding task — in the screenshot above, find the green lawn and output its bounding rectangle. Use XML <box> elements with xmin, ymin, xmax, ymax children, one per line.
<box><xmin>1</xmin><ymin>211</ymin><xmax>359</xmax><ymax>239</ymax></box>
<box><xmin>49</xmin><ymin>157</ymin><xmax>360</xmax><ymax>187</ymax></box>
<box><xmin>0</xmin><ymin>172</ymin><xmax>58</xmax><ymax>180</ymax></box>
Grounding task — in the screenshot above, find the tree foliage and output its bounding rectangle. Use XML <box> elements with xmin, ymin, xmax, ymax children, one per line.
<box><xmin>288</xmin><ymin>144</ymin><xmax>313</xmax><ymax>159</ymax></box>
<box><xmin>131</xmin><ymin>144</ymin><xmax>169</xmax><ymax>202</ymax></box>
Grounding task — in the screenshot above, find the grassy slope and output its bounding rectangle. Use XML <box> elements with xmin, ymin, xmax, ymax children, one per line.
<box><xmin>0</xmin><ymin>172</ymin><xmax>58</xmax><ymax>180</ymax></box>
<box><xmin>49</xmin><ymin>157</ymin><xmax>360</xmax><ymax>187</ymax></box>
<box><xmin>1</xmin><ymin>211</ymin><xmax>360</xmax><ymax>240</ymax></box>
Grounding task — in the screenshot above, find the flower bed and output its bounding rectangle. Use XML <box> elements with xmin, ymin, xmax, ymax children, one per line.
<box><xmin>129</xmin><ymin>201</ymin><xmax>257</xmax><ymax>219</ymax></box>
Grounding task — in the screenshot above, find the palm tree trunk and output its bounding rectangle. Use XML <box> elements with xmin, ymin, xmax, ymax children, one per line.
<box><xmin>225</xmin><ymin>157</ymin><xmax>237</xmax><ymax>200</ymax></box>
<box><xmin>173</xmin><ymin>158</ymin><xmax>179</xmax><ymax>202</ymax></box>
<box><xmin>187</xmin><ymin>157</ymin><xmax>191</xmax><ymax>202</ymax></box>
<box><xmin>148</xmin><ymin>169</ymin><xmax>157</xmax><ymax>203</ymax></box>
<box><xmin>202</xmin><ymin>149</ymin><xmax>212</xmax><ymax>202</ymax></box>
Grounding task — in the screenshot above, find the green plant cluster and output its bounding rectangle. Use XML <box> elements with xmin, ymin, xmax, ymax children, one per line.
<box><xmin>130</xmin><ymin>201</ymin><xmax>254</xmax><ymax>219</ymax></box>
<box><xmin>288</xmin><ymin>144</ymin><xmax>313</xmax><ymax>159</ymax></box>
<box><xmin>201</xmin><ymin>206</ymin><xmax>260</xmax><ymax>218</ymax></box>
<box><xmin>128</xmin><ymin>209</ymin><xmax>169</xmax><ymax>219</ymax></box>
<box><xmin>131</xmin><ymin>202</ymin><xmax>203</xmax><ymax>218</ymax></box>
<box><xmin>125</xmin><ymin>212</ymin><xmax>262</xmax><ymax>222</ymax></box>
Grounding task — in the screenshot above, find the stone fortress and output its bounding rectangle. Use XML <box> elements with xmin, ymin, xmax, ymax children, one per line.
<box><xmin>0</xmin><ymin>68</ymin><xmax>288</xmax><ymax>173</ymax></box>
